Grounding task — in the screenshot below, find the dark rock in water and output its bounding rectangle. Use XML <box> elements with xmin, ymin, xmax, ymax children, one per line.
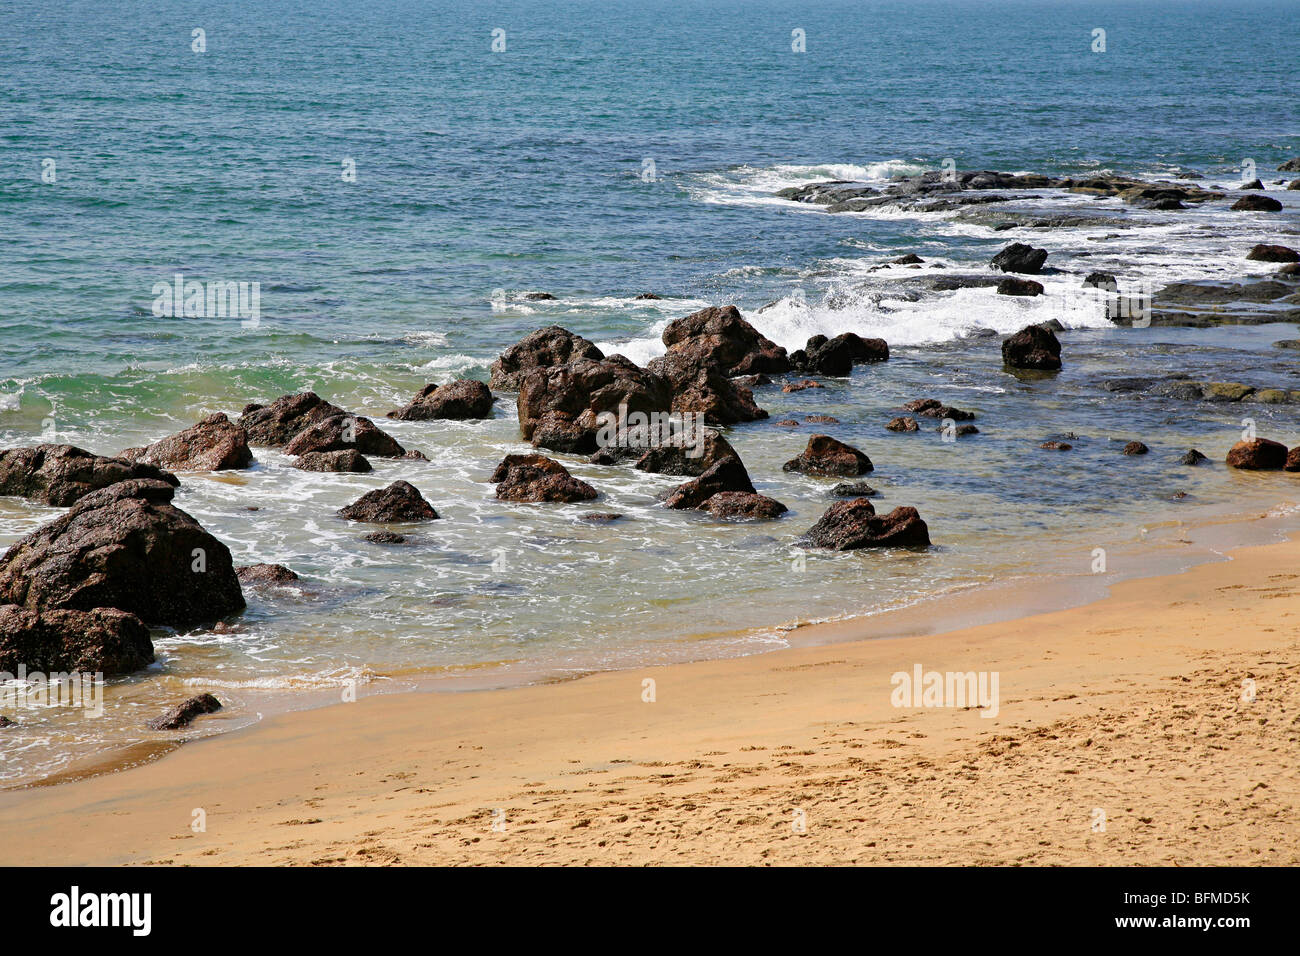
<box><xmin>239</xmin><ymin>392</ymin><xmax>404</xmax><ymax>457</ymax></box>
<box><xmin>830</xmin><ymin>482</ymin><xmax>878</xmax><ymax>498</ymax></box>
<box><xmin>1157</xmin><ymin>280</ymin><xmax>1292</xmax><ymax>305</ymax></box>
<box><xmin>902</xmin><ymin>398</ymin><xmax>975</xmax><ymax>421</ymax></box>
<box><xmin>648</xmin><ymin>353</ymin><xmax>768</xmax><ymax>425</ymax></box>
<box><xmin>803</xmin><ymin>499</ymin><xmax>930</xmax><ymax>550</ymax></box>
<box><xmin>775</xmin><ymin>419</ymin><xmax>800</xmax><ymax>427</ymax></box>
<box><xmin>1247</xmin><ymin>243</ymin><xmax>1300</xmax><ymax>263</ymax></box>
<box><xmin>891</xmin><ymin>254</ymin><xmax>925</xmax><ymax>264</ymax></box>
<box><xmin>283</xmin><ymin>413</ymin><xmax>404</xmax><ymax>458</ymax></box>
<box><xmin>946</xmin><ymin>424</ymin><xmax>980</xmax><ymax>436</ymax></box>
<box><xmin>1289</xmin><ymin>180</ymin><xmax>1300</xmax><ymax>191</ymax></box>
<box><xmin>1274</xmin><ymin>340</ymin><xmax>1300</xmax><ymax>350</ymax></box>
<box><xmin>634</xmin><ymin>292</ymin><xmax>662</xmax><ymax>300</ymax></box>
<box><xmin>338</xmin><ymin>481</ymin><xmax>439</xmax><ymax>522</ymax></box>
<box><xmin>783</xmin><ymin>435</ymin><xmax>873</xmax><ymax>476</ymax></box>
<box><xmin>1148</xmin><ymin>198</ymin><xmax>1186</xmax><ymax>210</ymax></box>
<box><xmin>1240</xmin><ymin>179</ymin><xmax>1264</xmax><ymax>190</ymax></box>
<box><xmin>523</xmin><ymin>292</ymin><xmax>556</xmax><ymax>301</ymax></box>
<box><xmin>0</xmin><ymin>444</ymin><xmax>178</xmax><ymax>507</ymax></box>
<box><xmin>1040</xmin><ymin>441</ymin><xmax>1072</xmax><ymax>451</ymax></box>
<box><xmin>704</xmin><ymin>491</ymin><xmax>788</xmax><ymax>520</ymax></box>
<box><xmin>805</xmin><ymin>414</ymin><xmax>840</xmax><ymax>424</ymax></box>
<box><xmin>997</xmin><ymin>277</ymin><xmax>1044</xmax><ymax>296</ymax></box>
<box><xmin>1279</xmin><ymin>263</ymin><xmax>1300</xmax><ymax>277</ymax></box>
<box><xmin>490</xmin><ymin>326</ymin><xmax>605</xmax><ymax>390</ymax></box>
<box><xmin>0</xmin><ymin>715</ymin><xmax>14</xmax><ymax>727</ymax></box>
<box><xmin>364</xmin><ymin>530</ymin><xmax>407</xmax><ymax>544</ymax></box>
<box><xmin>1179</xmin><ymin>449</ymin><xmax>1208</xmax><ymax>466</ymax></box>
<box><xmin>293</xmin><ymin>449</ymin><xmax>372</xmax><ymax>473</ymax></box>
<box><xmin>991</xmin><ymin>242</ymin><xmax>1048</xmax><ymax>274</ymax></box>
<box><xmin>1231</xmin><ymin>195</ymin><xmax>1283</xmax><ymax>212</ymax></box>
<box><xmin>0</xmin><ymin>479</ymin><xmax>244</xmax><ymax>630</ymax></box>
<box><xmin>148</xmin><ymin>693</ymin><xmax>222</xmax><ymax>731</ymax></box>
<box><xmin>518</xmin><ymin>355</ymin><xmax>674</xmax><ymax>453</ymax></box>
<box><xmin>659</xmin><ymin>305</ymin><xmax>791</xmax><ymax>376</ymax></box>
<box><xmin>886</xmin><ymin>416</ymin><xmax>920</xmax><ymax>432</ymax></box>
<box><xmin>403</xmin><ymin>449</ymin><xmax>429</xmax><ymax>461</ymax></box>
<box><xmin>388</xmin><ymin>379</ymin><xmax>494</xmax><ymax>421</ymax></box>
<box><xmin>0</xmin><ymin>605</ymin><xmax>154</xmax><ymax>676</ymax></box>
<box><xmin>633</xmin><ymin>431</ymin><xmax>737</xmax><ymax>478</ymax></box>
<box><xmin>777</xmin><ymin>180</ymin><xmax>882</xmax><ymax>205</ymax></box>
<box><xmin>782</xmin><ymin>379</ymin><xmax>824</xmax><ymax>393</ymax></box>
<box><xmin>1286</xmin><ymin>448</ymin><xmax>1300</xmax><ymax>472</ymax></box>
<box><xmin>664</xmin><ymin>455</ymin><xmax>754</xmax><ymax>510</ymax></box>
<box><xmin>1226</xmin><ymin>438</ymin><xmax>1288</xmax><ymax>470</ymax></box>
<box><xmin>122</xmin><ymin>413</ymin><xmax>252</xmax><ymax>471</ymax></box>
<box><xmin>491</xmin><ymin>454</ymin><xmax>598</xmax><ymax>503</ymax></box>
<box><xmin>579</xmin><ymin>512</ymin><xmax>623</xmax><ymax>523</ymax></box>
<box><xmin>1279</xmin><ymin>158</ymin><xmax>1300</xmax><ymax>172</ymax></box>
<box><xmin>1122</xmin><ymin>441</ymin><xmax>1149</xmax><ymax>456</ymax></box>
<box><xmin>794</xmin><ymin>332</ymin><xmax>889</xmax><ymax>376</ymax></box>
<box><xmin>236</xmin><ymin>563</ymin><xmax>299</xmax><ymax>585</ymax></box>
<box><xmin>1039</xmin><ymin>318</ymin><xmax>1066</xmax><ymax>333</ymax></box>
<box><xmin>1083</xmin><ymin>272</ymin><xmax>1119</xmax><ymax>291</ymax></box>
<box><xmin>1002</xmin><ymin>324</ymin><xmax>1062</xmax><ymax>370</ymax></box>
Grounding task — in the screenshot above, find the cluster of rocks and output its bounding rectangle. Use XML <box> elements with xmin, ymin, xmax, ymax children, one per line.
<box><xmin>1226</xmin><ymin>438</ymin><xmax>1300</xmax><ymax>472</ymax></box>
<box><xmin>1101</xmin><ymin>375</ymin><xmax>1300</xmax><ymax>405</ymax></box>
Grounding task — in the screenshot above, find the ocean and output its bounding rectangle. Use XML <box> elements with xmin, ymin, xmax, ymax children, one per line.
<box><xmin>1</xmin><ymin>0</ymin><xmax>1298</xmax><ymax>783</ymax></box>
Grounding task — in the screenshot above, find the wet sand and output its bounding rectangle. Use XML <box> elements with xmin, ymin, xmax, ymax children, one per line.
<box><xmin>1</xmin><ymin>530</ymin><xmax>1297</xmax><ymax>866</ymax></box>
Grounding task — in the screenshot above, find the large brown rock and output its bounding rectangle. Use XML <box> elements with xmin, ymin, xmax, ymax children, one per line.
<box><xmin>518</xmin><ymin>356</ymin><xmax>673</xmax><ymax>454</ymax></box>
<box><xmin>148</xmin><ymin>692</ymin><xmax>222</xmax><ymax>730</ymax></box>
<box><xmin>122</xmin><ymin>413</ymin><xmax>252</xmax><ymax>471</ymax></box>
<box><xmin>991</xmin><ymin>242</ymin><xmax>1048</xmax><ymax>274</ymax></box>
<box><xmin>387</xmin><ymin>380</ymin><xmax>494</xmax><ymax>420</ymax></box>
<box><xmin>292</xmin><ymin>449</ymin><xmax>371</xmax><ymax>473</ymax></box>
<box><xmin>633</xmin><ymin>431</ymin><xmax>738</xmax><ymax>477</ymax></box>
<box><xmin>0</xmin><ymin>479</ymin><xmax>245</xmax><ymax>630</ymax></box>
<box><xmin>491</xmin><ymin>454</ymin><xmax>598</xmax><ymax>503</ymax></box>
<box><xmin>1225</xmin><ymin>438</ymin><xmax>1288</xmax><ymax>470</ymax></box>
<box><xmin>803</xmin><ymin>499</ymin><xmax>931</xmax><ymax>550</ymax></box>
<box><xmin>0</xmin><ymin>605</ymin><xmax>154</xmax><ymax>676</ymax></box>
<box><xmin>704</xmin><ymin>491</ymin><xmax>788</xmax><ymax>520</ymax></box>
<box><xmin>338</xmin><ymin>481</ymin><xmax>439</xmax><ymax>522</ymax></box>
<box><xmin>1002</xmin><ymin>324</ymin><xmax>1062</xmax><ymax>370</ymax></box>
<box><xmin>646</xmin><ymin>353</ymin><xmax>768</xmax><ymax>425</ymax></box>
<box><xmin>793</xmin><ymin>332</ymin><xmax>889</xmax><ymax>376</ymax></box>
<box><xmin>489</xmin><ymin>326</ymin><xmax>605</xmax><ymax>390</ymax></box>
<box><xmin>282</xmin><ymin>414</ymin><xmax>405</xmax><ymax>458</ymax></box>
<box><xmin>1231</xmin><ymin>195</ymin><xmax>1283</xmax><ymax>212</ymax></box>
<box><xmin>782</xmin><ymin>435</ymin><xmax>873</xmax><ymax>476</ymax></box>
<box><xmin>1246</xmin><ymin>244</ymin><xmax>1300</xmax><ymax>263</ymax></box>
<box><xmin>0</xmin><ymin>444</ymin><xmax>178</xmax><ymax>507</ymax></box>
<box><xmin>235</xmin><ymin>564</ymin><xmax>299</xmax><ymax>586</ymax></box>
<box><xmin>659</xmin><ymin>305</ymin><xmax>791</xmax><ymax>376</ymax></box>
<box><xmin>664</xmin><ymin>455</ymin><xmax>755</xmax><ymax>510</ymax></box>
<box><xmin>239</xmin><ymin>392</ymin><xmax>405</xmax><ymax>456</ymax></box>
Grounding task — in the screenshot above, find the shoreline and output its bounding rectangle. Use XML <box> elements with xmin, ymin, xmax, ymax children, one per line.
<box><xmin>1</xmin><ymin>512</ymin><xmax>1297</xmax><ymax>865</ymax></box>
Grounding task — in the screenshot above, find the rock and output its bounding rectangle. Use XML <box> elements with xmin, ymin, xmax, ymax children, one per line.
<box><xmin>886</xmin><ymin>416</ymin><xmax>919</xmax><ymax>432</ymax></box>
<box><xmin>1246</xmin><ymin>244</ymin><xmax>1300</xmax><ymax>263</ymax></box>
<box><xmin>1290</xmin><ymin>180</ymin><xmax>1300</xmax><ymax>191</ymax></box>
<box><xmin>783</xmin><ymin>435</ymin><xmax>873</xmax><ymax>476</ymax></box>
<box><xmin>0</xmin><ymin>444</ymin><xmax>179</xmax><ymax>507</ymax></box>
<box><xmin>402</xmin><ymin>450</ymin><xmax>429</xmax><ymax>461</ymax></box>
<box><xmin>658</xmin><ymin>305</ymin><xmax>791</xmax><ymax>376</ymax></box>
<box><xmin>522</xmin><ymin>292</ymin><xmax>556</xmax><ymax>301</ymax></box>
<box><xmin>235</xmin><ymin>564</ymin><xmax>299</xmax><ymax>585</ymax></box>
<box><xmin>806</xmin><ymin>414</ymin><xmax>840</xmax><ymax>424</ymax></box>
<box><xmin>148</xmin><ymin>693</ymin><xmax>222</xmax><ymax>731</ymax></box>
<box><xmin>782</xmin><ymin>379</ymin><xmax>824</xmax><ymax>393</ymax></box>
<box><xmin>901</xmin><ymin>398</ymin><xmax>975</xmax><ymax>421</ymax></box>
<box><xmin>387</xmin><ymin>380</ymin><xmax>494</xmax><ymax>420</ymax></box>
<box><xmin>648</xmin><ymin>354</ymin><xmax>768</xmax><ymax>425</ymax></box>
<box><xmin>122</xmin><ymin>414</ymin><xmax>252</xmax><ymax>471</ymax></box>
<box><xmin>634</xmin><ymin>293</ymin><xmax>662</xmax><ymax>300</ymax></box>
<box><xmin>489</xmin><ymin>326</ymin><xmax>605</xmax><ymax>390</ymax></box>
<box><xmin>1202</xmin><ymin>382</ymin><xmax>1255</xmax><ymax>402</ymax></box>
<box><xmin>1040</xmin><ymin>441</ymin><xmax>1072</xmax><ymax>451</ymax></box>
<box><xmin>703</xmin><ymin>492</ymin><xmax>788</xmax><ymax>520</ymax></box>
<box><xmin>1240</xmin><ymin>178</ymin><xmax>1264</xmax><ymax>190</ymax></box>
<box><xmin>794</xmin><ymin>332</ymin><xmax>889</xmax><ymax>376</ymax></box>
<box><xmin>293</xmin><ymin>449</ymin><xmax>372</xmax><ymax>473</ymax></box>
<box><xmin>945</xmin><ymin>424</ymin><xmax>980</xmax><ymax>436</ymax></box>
<box><xmin>1272</xmin><ymin>340</ymin><xmax>1300</xmax><ymax>350</ymax></box>
<box><xmin>1002</xmin><ymin>324</ymin><xmax>1062</xmax><ymax>370</ymax></box>
<box><xmin>803</xmin><ymin>499</ymin><xmax>930</xmax><ymax>550</ymax></box>
<box><xmin>0</xmin><ymin>479</ymin><xmax>244</xmax><ymax>630</ymax></box>
<box><xmin>491</xmin><ymin>454</ymin><xmax>598</xmax><ymax>503</ymax></box>
<box><xmin>1279</xmin><ymin>263</ymin><xmax>1300</xmax><ymax>277</ymax></box>
<box><xmin>1279</xmin><ymin>158</ymin><xmax>1300</xmax><ymax>172</ymax></box>
<box><xmin>732</xmin><ymin>373</ymin><xmax>772</xmax><ymax>388</ymax></box>
<box><xmin>891</xmin><ymin>254</ymin><xmax>925</xmax><ymax>264</ymax></box>
<box><xmin>997</xmin><ymin>277</ymin><xmax>1045</xmax><ymax>296</ymax></box>
<box><xmin>632</xmin><ymin>431</ymin><xmax>738</xmax><ymax>478</ymax></box>
<box><xmin>1286</xmin><ymin>448</ymin><xmax>1300</xmax><ymax>472</ymax></box>
<box><xmin>1231</xmin><ymin>195</ymin><xmax>1283</xmax><ymax>212</ymax></box>
<box><xmin>239</xmin><ymin>393</ymin><xmax>404</xmax><ymax>457</ymax></box>
<box><xmin>282</xmin><ymin>414</ymin><xmax>404</xmax><ymax>458</ymax></box>
<box><xmin>1225</xmin><ymin>438</ymin><xmax>1288</xmax><ymax>470</ymax></box>
<box><xmin>0</xmin><ymin>715</ymin><xmax>13</xmax><ymax>727</ymax></box>
<box><xmin>338</xmin><ymin>481</ymin><xmax>439</xmax><ymax>522</ymax></box>
<box><xmin>1179</xmin><ymin>449</ymin><xmax>1208</xmax><ymax>466</ymax></box>
<box><xmin>775</xmin><ymin>419</ymin><xmax>800</xmax><ymax>427</ymax></box>
<box><xmin>579</xmin><ymin>512</ymin><xmax>623</xmax><ymax>523</ymax></box>
<box><xmin>364</xmin><ymin>530</ymin><xmax>406</xmax><ymax>544</ymax></box>
<box><xmin>991</xmin><ymin>242</ymin><xmax>1048</xmax><ymax>274</ymax></box>
<box><xmin>829</xmin><ymin>482</ymin><xmax>878</xmax><ymax>497</ymax></box>
<box><xmin>1122</xmin><ymin>441</ymin><xmax>1149</xmax><ymax>455</ymax></box>
<box><xmin>1148</xmin><ymin>198</ymin><xmax>1186</xmax><ymax>210</ymax></box>
<box><xmin>0</xmin><ymin>605</ymin><xmax>154</xmax><ymax>676</ymax></box>
<box><xmin>664</xmin><ymin>456</ymin><xmax>755</xmax><ymax>510</ymax></box>
<box><xmin>518</xmin><ymin>355</ymin><xmax>674</xmax><ymax>453</ymax></box>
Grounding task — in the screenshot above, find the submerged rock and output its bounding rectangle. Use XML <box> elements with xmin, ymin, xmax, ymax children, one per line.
<box><xmin>1225</xmin><ymin>438</ymin><xmax>1288</xmax><ymax>470</ymax></box>
<box><xmin>491</xmin><ymin>454</ymin><xmax>598</xmax><ymax>503</ymax></box>
<box><xmin>0</xmin><ymin>444</ymin><xmax>178</xmax><ymax>507</ymax></box>
<box><xmin>1040</xmin><ymin>440</ymin><xmax>1073</xmax><ymax>451</ymax></box>
<box><xmin>148</xmin><ymin>693</ymin><xmax>222</xmax><ymax>731</ymax></box>
<box><xmin>0</xmin><ymin>605</ymin><xmax>154</xmax><ymax>676</ymax></box>
<box><xmin>0</xmin><ymin>479</ymin><xmax>245</xmax><ymax>630</ymax></box>
<box><xmin>338</xmin><ymin>481</ymin><xmax>439</xmax><ymax>522</ymax></box>
<box><xmin>902</xmin><ymin>398</ymin><xmax>975</xmax><ymax>421</ymax></box>
<box><xmin>803</xmin><ymin>499</ymin><xmax>930</xmax><ymax>550</ymax></box>
<box><xmin>783</xmin><ymin>435</ymin><xmax>873</xmax><ymax>476</ymax></box>
<box><xmin>1002</xmin><ymin>324</ymin><xmax>1062</xmax><ymax>370</ymax></box>
<box><xmin>387</xmin><ymin>380</ymin><xmax>494</xmax><ymax>420</ymax></box>
<box><xmin>829</xmin><ymin>482</ymin><xmax>878</xmax><ymax>497</ymax></box>
<box><xmin>1179</xmin><ymin>449</ymin><xmax>1208</xmax><ymax>466</ymax></box>
<box><xmin>122</xmin><ymin>413</ymin><xmax>252</xmax><ymax>471</ymax></box>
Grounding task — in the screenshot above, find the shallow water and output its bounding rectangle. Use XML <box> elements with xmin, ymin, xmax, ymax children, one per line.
<box><xmin>1</xmin><ymin>0</ymin><xmax>1299</xmax><ymax>784</ymax></box>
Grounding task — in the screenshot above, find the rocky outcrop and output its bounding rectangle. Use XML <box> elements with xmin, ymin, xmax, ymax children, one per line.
<box><xmin>886</xmin><ymin>416</ymin><xmax>919</xmax><ymax>432</ymax></box>
<box><xmin>491</xmin><ymin>454</ymin><xmax>598</xmax><ymax>503</ymax></box>
<box><xmin>1279</xmin><ymin>158</ymin><xmax>1300</xmax><ymax>172</ymax></box>
<box><xmin>997</xmin><ymin>277</ymin><xmax>1044</xmax><ymax>296</ymax></box>
<box><xmin>991</xmin><ymin>243</ymin><xmax>1048</xmax><ymax>274</ymax></box>
<box><xmin>1002</xmin><ymin>324</ymin><xmax>1062</xmax><ymax>370</ymax></box>
<box><xmin>1246</xmin><ymin>244</ymin><xmax>1300</xmax><ymax>263</ymax></box>
<box><xmin>0</xmin><ymin>444</ymin><xmax>178</xmax><ymax>507</ymax></box>
<box><xmin>1040</xmin><ymin>440</ymin><xmax>1072</xmax><ymax>451</ymax></box>
<box><xmin>630</xmin><ymin>431</ymin><xmax>737</xmax><ymax>477</ymax></box>
<box><xmin>1225</xmin><ymin>438</ymin><xmax>1288</xmax><ymax>470</ymax></box>
<box><xmin>782</xmin><ymin>435</ymin><xmax>873</xmax><ymax>476</ymax></box>
<box><xmin>292</xmin><ymin>449</ymin><xmax>372</xmax><ymax>472</ymax></box>
<box><xmin>1083</xmin><ymin>272</ymin><xmax>1118</xmax><ymax>291</ymax></box>
<box><xmin>519</xmin><ymin>356</ymin><xmax>674</xmax><ymax>453</ymax></box>
<box><xmin>1231</xmin><ymin>195</ymin><xmax>1283</xmax><ymax>212</ymax></box>
<box><xmin>148</xmin><ymin>693</ymin><xmax>222</xmax><ymax>730</ymax></box>
<box><xmin>122</xmin><ymin>414</ymin><xmax>252</xmax><ymax>471</ymax></box>
<box><xmin>902</xmin><ymin>398</ymin><xmax>975</xmax><ymax>421</ymax></box>
<box><xmin>235</xmin><ymin>564</ymin><xmax>299</xmax><ymax>586</ymax></box>
<box><xmin>0</xmin><ymin>605</ymin><xmax>154</xmax><ymax>676</ymax></box>
<box><xmin>791</xmin><ymin>332</ymin><xmax>889</xmax><ymax>376</ymax></box>
<box><xmin>658</xmin><ymin>305</ymin><xmax>791</xmax><ymax>376</ymax></box>
<box><xmin>1180</xmin><ymin>449</ymin><xmax>1208</xmax><ymax>466</ymax></box>
<box><xmin>338</xmin><ymin>481</ymin><xmax>439</xmax><ymax>522</ymax></box>
<box><xmin>830</xmin><ymin>482</ymin><xmax>877</xmax><ymax>497</ymax></box>
<box><xmin>282</xmin><ymin>414</ymin><xmax>404</xmax><ymax>458</ymax></box>
<box><xmin>239</xmin><ymin>392</ymin><xmax>405</xmax><ymax>457</ymax></box>
<box><xmin>664</xmin><ymin>456</ymin><xmax>755</xmax><ymax>510</ymax></box>
<box><xmin>648</xmin><ymin>354</ymin><xmax>768</xmax><ymax>425</ymax></box>
<box><xmin>489</xmin><ymin>326</ymin><xmax>605</xmax><ymax>390</ymax></box>
<box><xmin>387</xmin><ymin>380</ymin><xmax>494</xmax><ymax>420</ymax></box>
<box><xmin>703</xmin><ymin>491</ymin><xmax>788</xmax><ymax>520</ymax></box>
<box><xmin>0</xmin><ymin>479</ymin><xmax>245</xmax><ymax>630</ymax></box>
<box><xmin>802</xmin><ymin>499</ymin><xmax>930</xmax><ymax>550</ymax></box>
<box><xmin>1122</xmin><ymin>441</ymin><xmax>1149</xmax><ymax>455</ymax></box>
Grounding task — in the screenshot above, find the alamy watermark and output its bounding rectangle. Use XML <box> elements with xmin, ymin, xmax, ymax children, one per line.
<box><xmin>595</xmin><ymin>402</ymin><xmax>706</xmax><ymax>458</ymax></box>
<box><xmin>1</xmin><ymin>665</ymin><xmax>104</xmax><ymax>718</ymax></box>
<box><xmin>152</xmin><ymin>273</ymin><xmax>260</xmax><ymax>327</ymax></box>
<box><xmin>891</xmin><ymin>664</ymin><xmax>999</xmax><ymax>718</ymax></box>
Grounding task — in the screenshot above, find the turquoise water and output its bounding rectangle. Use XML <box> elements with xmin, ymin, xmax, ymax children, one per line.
<box><xmin>1</xmin><ymin>0</ymin><xmax>1299</xmax><ymax>783</ymax></box>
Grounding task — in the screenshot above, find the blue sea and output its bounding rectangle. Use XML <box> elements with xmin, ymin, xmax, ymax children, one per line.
<box><xmin>1</xmin><ymin>0</ymin><xmax>1298</xmax><ymax>783</ymax></box>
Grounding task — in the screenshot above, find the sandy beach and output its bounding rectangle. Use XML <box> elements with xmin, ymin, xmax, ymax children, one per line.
<box><xmin>1</xmin><ymin>527</ymin><xmax>1296</xmax><ymax>867</ymax></box>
